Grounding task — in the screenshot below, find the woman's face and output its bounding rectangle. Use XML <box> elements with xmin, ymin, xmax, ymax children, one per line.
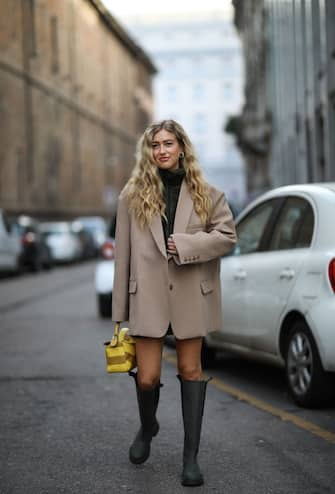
<box><xmin>151</xmin><ymin>129</ymin><xmax>183</xmax><ymax>171</ymax></box>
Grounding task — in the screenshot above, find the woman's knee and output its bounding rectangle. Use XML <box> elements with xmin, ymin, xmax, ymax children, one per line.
<box><xmin>177</xmin><ymin>363</ymin><xmax>202</xmax><ymax>381</ymax></box>
<box><xmin>135</xmin><ymin>337</ymin><xmax>163</xmax><ymax>390</ymax></box>
<box><xmin>137</xmin><ymin>373</ymin><xmax>161</xmax><ymax>390</ymax></box>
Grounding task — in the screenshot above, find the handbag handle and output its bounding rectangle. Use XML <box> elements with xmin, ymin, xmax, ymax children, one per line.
<box><xmin>110</xmin><ymin>322</ymin><xmax>120</xmax><ymax>347</ymax></box>
<box><xmin>113</xmin><ymin>322</ymin><xmax>120</xmax><ymax>336</ymax></box>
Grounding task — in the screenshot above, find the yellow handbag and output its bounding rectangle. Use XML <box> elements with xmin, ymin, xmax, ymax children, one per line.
<box><xmin>104</xmin><ymin>322</ymin><xmax>137</xmax><ymax>373</ymax></box>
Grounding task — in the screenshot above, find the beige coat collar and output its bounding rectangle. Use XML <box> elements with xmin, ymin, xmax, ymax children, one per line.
<box><xmin>149</xmin><ymin>180</ymin><xmax>193</xmax><ymax>258</ymax></box>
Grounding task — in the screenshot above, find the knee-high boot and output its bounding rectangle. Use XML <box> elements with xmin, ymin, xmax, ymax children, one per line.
<box><xmin>129</xmin><ymin>371</ymin><xmax>162</xmax><ymax>464</ymax></box>
<box><xmin>177</xmin><ymin>374</ymin><xmax>210</xmax><ymax>487</ymax></box>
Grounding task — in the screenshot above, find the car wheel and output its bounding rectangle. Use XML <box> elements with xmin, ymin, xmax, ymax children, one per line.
<box><xmin>201</xmin><ymin>341</ymin><xmax>217</xmax><ymax>369</ymax></box>
<box><xmin>98</xmin><ymin>293</ymin><xmax>112</xmax><ymax>319</ymax></box>
<box><xmin>285</xmin><ymin>321</ymin><xmax>334</xmax><ymax>408</ymax></box>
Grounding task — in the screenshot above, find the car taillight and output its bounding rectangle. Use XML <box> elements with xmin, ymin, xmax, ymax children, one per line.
<box><xmin>328</xmin><ymin>259</ymin><xmax>335</xmax><ymax>293</ymax></box>
<box><xmin>102</xmin><ymin>241</ymin><xmax>114</xmax><ymax>260</ymax></box>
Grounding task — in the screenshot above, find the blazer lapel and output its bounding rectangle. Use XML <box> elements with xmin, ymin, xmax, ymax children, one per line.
<box><xmin>149</xmin><ymin>214</ymin><xmax>167</xmax><ymax>259</ymax></box>
<box><xmin>173</xmin><ymin>180</ymin><xmax>193</xmax><ymax>233</ymax></box>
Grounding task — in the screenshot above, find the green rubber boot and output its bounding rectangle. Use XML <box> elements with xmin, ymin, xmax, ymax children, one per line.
<box><xmin>129</xmin><ymin>371</ymin><xmax>162</xmax><ymax>465</ymax></box>
<box><xmin>178</xmin><ymin>374</ymin><xmax>211</xmax><ymax>487</ymax></box>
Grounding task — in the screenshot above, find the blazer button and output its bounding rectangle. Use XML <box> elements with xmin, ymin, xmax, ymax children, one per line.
<box><xmin>169</xmin><ymin>283</ymin><xmax>173</xmax><ymax>290</ymax></box>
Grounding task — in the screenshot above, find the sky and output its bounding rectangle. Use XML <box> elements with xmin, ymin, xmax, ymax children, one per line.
<box><xmin>101</xmin><ymin>0</ymin><xmax>233</xmax><ymax>22</ymax></box>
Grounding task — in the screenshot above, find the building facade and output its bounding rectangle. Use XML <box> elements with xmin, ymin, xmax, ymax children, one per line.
<box><xmin>232</xmin><ymin>0</ymin><xmax>335</xmax><ymax>200</ymax></box>
<box><xmin>125</xmin><ymin>12</ymin><xmax>246</xmax><ymax>208</ymax></box>
<box><xmin>0</xmin><ymin>0</ymin><xmax>155</xmax><ymax>219</ymax></box>
<box><xmin>267</xmin><ymin>0</ymin><xmax>335</xmax><ymax>187</ymax></box>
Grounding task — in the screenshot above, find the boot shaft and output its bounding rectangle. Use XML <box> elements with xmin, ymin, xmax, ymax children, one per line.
<box><xmin>128</xmin><ymin>372</ymin><xmax>162</xmax><ymax>465</ymax></box>
<box><xmin>129</xmin><ymin>371</ymin><xmax>162</xmax><ymax>433</ymax></box>
<box><xmin>177</xmin><ymin>375</ymin><xmax>210</xmax><ymax>459</ymax></box>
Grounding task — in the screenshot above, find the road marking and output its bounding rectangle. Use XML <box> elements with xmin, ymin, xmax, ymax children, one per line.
<box><xmin>163</xmin><ymin>351</ymin><xmax>335</xmax><ymax>444</ymax></box>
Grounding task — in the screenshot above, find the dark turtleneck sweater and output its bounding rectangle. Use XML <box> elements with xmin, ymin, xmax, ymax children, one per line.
<box><xmin>158</xmin><ymin>167</ymin><xmax>185</xmax><ymax>247</ymax></box>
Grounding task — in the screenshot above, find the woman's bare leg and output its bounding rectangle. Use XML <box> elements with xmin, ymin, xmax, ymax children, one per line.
<box><xmin>135</xmin><ymin>337</ymin><xmax>164</xmax><ymax>389</ymax></box>
<box><xmin>175</xmin><ymin>337</ymin><xmax>203</xmax><ymax>381</ymax></box>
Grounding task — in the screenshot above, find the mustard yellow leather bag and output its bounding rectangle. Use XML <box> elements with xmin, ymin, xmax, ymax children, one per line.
<box><xmin>104</xmin><ymin>322</ymin><xmax>136</xmax><ymax>373</ymax></box>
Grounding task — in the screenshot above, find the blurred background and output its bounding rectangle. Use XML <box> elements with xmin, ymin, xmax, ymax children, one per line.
<box><xmin>0</xmin><ymin>0</ymin><xmax>335</xmax><ymax>271</ymax></box>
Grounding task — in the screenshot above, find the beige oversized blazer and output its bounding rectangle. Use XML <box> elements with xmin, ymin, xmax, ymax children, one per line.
<box><xmin>112</xmin><ymin>180</ymin><xmax>237</xmax><ymax>339</ymax></box>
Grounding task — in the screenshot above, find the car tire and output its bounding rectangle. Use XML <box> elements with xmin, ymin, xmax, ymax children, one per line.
<box><xmin>285</xmin><ymin>321</ymin><xmax>334</xmax><ymax>408</ymax></box>
<box><xmin>98</xmin><ymin>293</ymin><xmax>112</xmax><ymax>319</ymax></box>
<box><xmin>201</xmin><ymin>341</ymin><xmax>217</xmax><ymax>369</ymax></box>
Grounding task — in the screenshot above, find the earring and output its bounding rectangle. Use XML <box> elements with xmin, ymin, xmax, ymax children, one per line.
<box><xmin>179</xmin><ymin>152</ymin><xmax>185</xmax><ymax>160</ymax></box>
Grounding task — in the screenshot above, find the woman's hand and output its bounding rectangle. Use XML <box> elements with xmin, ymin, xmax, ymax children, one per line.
<box><xmin>167</xmin><ymin>236</ymin><xmax>178</xmax><ymax>255</ymax></box>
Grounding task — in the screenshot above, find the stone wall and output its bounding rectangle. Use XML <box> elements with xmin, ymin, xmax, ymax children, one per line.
<box><xmin>0</xmin><ymin>0</ymin><xmax>155</xmax><ymax>218</ymax></box>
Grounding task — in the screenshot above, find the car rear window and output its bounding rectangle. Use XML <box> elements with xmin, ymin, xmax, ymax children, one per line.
<box><xmin>269</xmin><ymin>197</ymin><xmax>314</xmax><ymax>251</ymax></box>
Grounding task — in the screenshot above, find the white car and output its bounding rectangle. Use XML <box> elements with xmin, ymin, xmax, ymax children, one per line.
<box><xmin>204</xmin><ymin>183</ymin><xmax>335</xmax><ymax>408</ymax></box>
<box><xmin>40</xmin><ymin>222</ymin><xmax>82</xmax><ymax>263</ymax></box>
<box><xmin>0</xmin><ymin>209</ymin><xmax>21</xmax><ymax>273</ymax></box>
<box><xmin>95</xmin><ymin>239</ymin><xmax>115</xmax><ymax>318</ymax></box>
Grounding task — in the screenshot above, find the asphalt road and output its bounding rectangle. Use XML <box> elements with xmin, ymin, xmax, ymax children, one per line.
<box><xmin>0</xmin><ymin>262</ymin><xmax>335</xmax><ymax>494</ymax></box>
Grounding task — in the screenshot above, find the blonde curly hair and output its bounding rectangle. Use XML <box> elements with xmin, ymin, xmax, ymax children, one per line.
<box><xmin>123</xmin><ymin>119</ymin><xmax>212</xmax><ymax>227</ymax></box>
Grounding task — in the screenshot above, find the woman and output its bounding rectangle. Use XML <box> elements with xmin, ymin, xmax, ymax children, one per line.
<box><xmin>112</xmin><ymin>119</ymin><xmax>236</xmax><ymax>487</ymax></box>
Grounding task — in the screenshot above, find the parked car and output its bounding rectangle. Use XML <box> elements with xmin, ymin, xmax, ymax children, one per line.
<box><xmin>16</xmin><ymin>215</ymin><xmax>53</xmax><ymax>271</ymax></box>
<box><xmin>72</xmin><ymin>220</ymin><xmax>97</xmax><ymax>260</ymax></box>
<box><xmin>0</xmin><ymin>209</ymin><xmax>21</xmax><ymax>273</ymax></box>
<box><xmin>74</xmin><ymin>216</ymin><xmax>107</xmax><ymax>254</ymax></box>
<box><xmin>95</xmin><ymin>239</ymin><xmax>115</xmax><ymax>318</ymax></box>
<box><xmin>40</xmin><ymin>221</ymin><xmax>82</xmax><ymax>263</ymax></box>
<box><xmin>203</xmin><ymin>183</ymin><xmax>335</xmax><ymax>408</ymax></box>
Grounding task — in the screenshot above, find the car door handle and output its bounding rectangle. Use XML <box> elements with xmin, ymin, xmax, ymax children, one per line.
<box><xmin>234</xmin><ymin>270</ymin><xmax>247</xmax><ymax>281</ymax></box>
<box><xmin>279</xmin><ymin>268</ymin><xmax>295</xmax><ymax>280</ymax></box>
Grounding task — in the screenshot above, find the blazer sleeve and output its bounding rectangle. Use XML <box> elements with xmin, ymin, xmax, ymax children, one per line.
<box><xmin>172</xmin><ymin>192</ymin><xmax>236</xmax><ymax>265</ymax></box>
<box><xmin>112</xmin><ymin>194</ymin><xmax>131</xmax><ymax>322</ymax></box>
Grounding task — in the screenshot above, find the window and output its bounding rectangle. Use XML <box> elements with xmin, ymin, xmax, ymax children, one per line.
<box><xmin>269</xmin><ymin>197</ymin><xmax>314</xmax><ymax>250</ymax></box>
<box><xmin>26</xmin><ymin>0</ymin><xmax>37</xmax><ymax>56</ymax></box>
<box><xmin>236</xmin><ymin>200</ymin><xmax>277</xmax><ymax>255</ymax></box>
<box><xmin>50</xmin><ymin>16</ymin><xmax>59</xmax><ymax>73</ymax></box>
<box><xmin>315</xmin><ymin>107</ymin><xmax>326</xmax><ymax>180</ymax></box>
